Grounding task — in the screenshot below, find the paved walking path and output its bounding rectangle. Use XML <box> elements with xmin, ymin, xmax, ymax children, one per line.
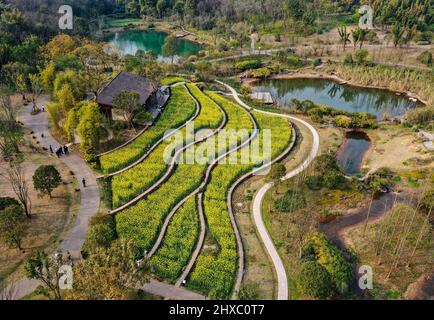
<box><xmin>142</xmin><ymin>280</ymin><xmax>205</xmax><ymax>300</ymax></box>
<box><xmin>19</xmin><ymin>97</ymin><xmax>101</xmax><ymax>258</ymax></box>
<box><xmin>9</xmin><ymin>97</ymin><xmax>100</xmax><ymax>299</ymax></box>
<box><xmin>220</xmin><ymin>81</ymin><xmax>320</xmax><ymax>300</ymax></box>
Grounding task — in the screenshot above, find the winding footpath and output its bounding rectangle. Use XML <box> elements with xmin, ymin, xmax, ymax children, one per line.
<box><xmin>219</xmin><ymin>81</ymin><xmax>320</xmax><ymax>300</ymax></box>
<box><xmin>9</xmin><ymin>97</ymin><xmax>100</xmax><ymax>299</ymax></box>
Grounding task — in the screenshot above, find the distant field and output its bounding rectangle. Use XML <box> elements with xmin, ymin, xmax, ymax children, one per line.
<box><xmin>108</xmin><ymin>18</ymin><xmax>144</xmax><ymax>28</ymax></box>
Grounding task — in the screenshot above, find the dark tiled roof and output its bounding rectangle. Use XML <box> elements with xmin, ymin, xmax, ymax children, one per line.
<box><xmin>96</xmin><ymin>71</ymin><xmax>156</xmax><ymax>107</ymax></box>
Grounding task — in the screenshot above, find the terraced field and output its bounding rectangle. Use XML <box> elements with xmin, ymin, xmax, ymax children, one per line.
<box><xmin>149</xmin><ymin>197</ymin><xmax>199</xmax><ymax>283</ymax></box>
<box><xmin>115</xmin><ymin>89</ymin><xmax>253</xmax><ymax>255</ymax></box>
<box><xmin>99</xmin><ymin>85</ymin><xmax>197</xmax><ymax>174</ymax></box>
<box><xmin>110</xmin><ymin>84</ymin><xmax>224</xmax><ymax>208</ymax></box>
<box><xmin>186</xmin><ymin>94</ymin><xmax>293</xmax><ymax>298</ymax></box>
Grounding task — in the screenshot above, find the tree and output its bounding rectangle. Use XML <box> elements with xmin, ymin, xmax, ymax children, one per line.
<box><xmin>162</xmin><ymin>35</ymin><xmax>179</xmax><ymax>65</ymax></box>
<box><xmin>0</xmin><ymin>204</ymin><xmax>27</xmax><ymax>250</ymax></box>
<box><xmin>392</xmin><ymin>23</ymin><xmax>404</xmax><ymax>48</ymax></box>
<box><xmin>28</xmin><ymin>73</ymin><xmax>42</xmax><ymax>113</ymax></box>
<box><xmin>73</xmin><ymin>43</ymin><xmax>112</xmax><ymax>97</ymax></box>
<box><xmin>112</xmin><ymin>91</ymin><xmax>142</xmax><ymax>130</ymax></box>
<box><xmin>64</xmin><ymin>107</ymin><xmax>81</xmax><ymax>142</ymax></box>
<box><xmin>40</xmin><ymin>63</ymin><xmax>56</xmax><ymax>92</ymax></box>
<box><xmin>174</xmin><ymin>0</ymin><xmax>185</xmax><ymax>23</ymax></box>
<box><xmin>0</xmin><ymin>90</ymin><xmax>22</xmax><ymax>159</ymax></box>
<box><xmin>0</xmin><ymin>162</ymin><xmax>31</xmax><ymax>217</ymax></box>
<box><xmin>76</xmin><ymin>102</ymin><xmax>102</xmax><ymax>157</ymax></box>
<box><xmin>337</xmin><ymin>26</ymin><xmax>350</xmax><ymax>51</ymax></box>
<box><xmin>351</xmin><ymin>28</ymin><xmax>360</xmax><ymax>50</ymax></box>
<box><xmin>64</xmin><ymin>240</ymin><xmax>148</xmax><ymax>300</ymax></box>
<box><xmin>13</xmin><ymin>73</ymin><xmax>27</xmax><ymax>101</ymax></box>
<box><xmin>56</xmin><ymin>83</ymin><xmax>75</xmax><ymax>115</ymax></box>
<box><xmin>33</xmin><ymin>165</ymin><xmax>62</xmax><ymax>198</ymax></box>
<box><xmin>299</xmin><ymin>261</ymin><xmax>335</xmax><ymax>299</ymax></box>
<box><xmin>156</xmin><ymin>0</ymin><xmax>167</xmax><ymax>18</ymax></box>
<box><xmin>24</xmin><ymin>251</ymin><xmax>66</xmax><ymax>300</ymax></box>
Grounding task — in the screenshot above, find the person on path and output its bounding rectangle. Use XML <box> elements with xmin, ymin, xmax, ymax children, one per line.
<box><xmin>63</xmin><ymin>145</ymin><xmax>69</xmax><ymax>155</ymax></box>
<box><xmin>49</xmin><ymin>145</ymin><xmax>53</xmax><ymax>153</ymax></box>
<box><xmin>82</xmin><ymin>178</ymin><xmax>86</xmax><ymax>188</ymax></box>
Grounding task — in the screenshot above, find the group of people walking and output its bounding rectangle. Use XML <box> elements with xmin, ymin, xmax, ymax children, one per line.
<box><xmin>49</xmin><ymin>144</ymin><xmax>69</xmax><ymax>158</ymax></box>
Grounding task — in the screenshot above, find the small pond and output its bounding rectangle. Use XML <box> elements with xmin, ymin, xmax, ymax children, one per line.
<box><xmin>337</xmin><ymin>131</ymin><xmax>371</xmax><ymax>175</ymax></box>
<box><xmin>105</xmin><ymin>30</ymin><xmax>202</xmax><ymax>62</ymax></box>
<box><xmin>254</xmin><ymin>78</ymin><xmax>419</xmax><ymax>120</ymax></box>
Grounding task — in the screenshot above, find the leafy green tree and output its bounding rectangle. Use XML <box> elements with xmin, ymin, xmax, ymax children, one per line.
<box><xmin>0</xmin><ymin>204</ymin><xmax>27</xmax><ymax>250</ymax></box>
<box><xmin>354</xmin><ymin>49</ymin><xmax>369</xmax><ymax>65</ymax></box>
<box><xmin>32</xmin><ymin>165</ymin><xmax>62</xmax><ymax>198</ymax></box>
<box><xmin>174</xmin><ymin>0</ymin><xmax>185</xmax><ymax>23</ymax></box>
<box><xmin>112</xmin><ymin>91</ymin><xmax>142</xmax><ymax>130</ymax></box>
<box><xmin>64</xmin><ymin>107</ymin><xmax>81</xmax><ymax>142</ymax></box>
<box><xmin>24</xmin><ymin>251</ymin><xmax>66</xmax><ymax>300</ymax></box>
<box><xmin>162</xmin><ymin>35</ymin><xmax>179</xmax><ymax>65</ymax></box>
<box><xmin>40</xmin><ymin>63</ymin><xmax>56</xmax><ymax>92</ymax></box>
<box><xmin>156</xmin><ymin>0</ymin><xmax>167</xmax><ymax>18</ymax></box>
<box><xmin>76</xmin><ymin>101</ymin><xmax>102</xmax><ymax>157</ymax></box>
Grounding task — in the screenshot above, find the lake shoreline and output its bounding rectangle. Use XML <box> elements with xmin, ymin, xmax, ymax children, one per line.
<box><xmin>267</xmin><ymin>71</ymin><xmax>428</xmax><ymax>106</ymax></box>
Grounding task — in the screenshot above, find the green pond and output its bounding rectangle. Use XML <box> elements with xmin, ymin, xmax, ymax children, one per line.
<box><xmin>254</xmin><ymin>78</ymin><xmax>420</xmax><ymax>120</ymax></box>
<box><xmin>106</xmin><ymin>30</ymin><xmax>202</xmax><ymax>62</ymax></box>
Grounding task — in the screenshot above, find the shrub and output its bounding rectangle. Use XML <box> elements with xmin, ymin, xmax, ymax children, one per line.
<box><xmin>299</xmin><ymin>261</ymin><xmax>335</xmax><ymax>299</ymax></box>
<box><xmin>305</xmin><ymin>176</ymin><xmax>323</xmax><ymax>190</ymax></box>
<box><xmin>235</xmin><ymin>59</ymin><xmax>262</xmax><ymax>71</ymax></box>
<box><xmin>0</xmin><ymin>197</ymin><xmax>21</xmax><ymax>211</ymax></box>
<box><xmin>334</xmin><ymin>115</ymin><xmax>352</xmax><ymax>128</ymax></box>
<box><xmin>303</xmin><ymin>232</ymin><xmax>353</xmax><ymax>296</ymax></box>
<box><xmin>323</xmin><ymin>170</ymin><xmax>347</xmax><ymax>189</ymax></box>
<box><xmin>313</xmin><ymin>58</ymin><xmax>322</xmax><ymax>67</ymax></box>
<box><xmin>238</xmin><ymin>283</ymin><xmax>260</xmax><ymax>300</ymax></box>
<box><xmin>354</xmin><ymin>49</ymin><xmax>369</xmax><ymax>64</ymax></box>
<box><xmin>344</xmin><ymin>53</ymin><xmax>354</xmax><ymax>64</ymax></box>
<box><xmin>240</xmin><ymin>85</ymin><xmax>252</xmax><ymax>96</ymax></box>
<box><xmin>417</xmin><ymin>51</ymin><xmax>433</xmax><ymax>66</ymax></box>
<box><xmin>248</xmin><ymin>67</ymin><xmax>271</xmax><ymax>79</ymax></box>
<box><xmin>273</xmin><ymin>190</ymin><xmax>305</xmax><ymax>213</ymax></box>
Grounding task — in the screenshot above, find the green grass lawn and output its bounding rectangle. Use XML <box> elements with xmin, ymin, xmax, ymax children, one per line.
<box><xmin>108</xmin><ymin>18</ymin><xmax>144</xmax><ymax>28</ymax></box>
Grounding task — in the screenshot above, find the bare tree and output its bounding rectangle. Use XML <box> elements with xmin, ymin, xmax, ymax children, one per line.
<box><xmin>0</xmin><ymin>91</ymin><xmax>20</xmax><ymax>124</ymax></box>
<box><xmin>406</xmin><ymin>207</ymin><xmax>432</xmax><ymax>267</ymax></box>
<box><xmin>0</xmin><ymin>161</ymin><xmax>32</xmax><ymax>218</ymax></box>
